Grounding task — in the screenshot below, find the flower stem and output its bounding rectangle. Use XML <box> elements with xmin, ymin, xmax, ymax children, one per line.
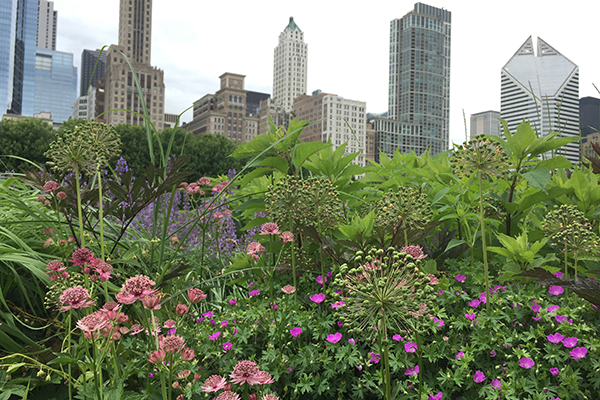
<box><xmin>478</xmin><ymin>170</ymin><xmax>490</xmax><ymax>311</ymax></box>
<box><xmin>74</xmin><ymin>165</ymin><xmax>85</xmax><ymax>247</ymax></box>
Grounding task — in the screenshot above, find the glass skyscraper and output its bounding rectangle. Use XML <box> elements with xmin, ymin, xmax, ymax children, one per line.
<box><xmin>0</xmin><ymin>0</ymin><xmax>38</xmax><ymax>116</ymax></box>
<box><xmin>386</xmin><ymin>3</ymin><xmax>451</xmax><ymax>156</ymax></box>
<box><xmin>33</xmin><ymin>49</ymin><xmax>77</xmax><ymax>123</ymax></box>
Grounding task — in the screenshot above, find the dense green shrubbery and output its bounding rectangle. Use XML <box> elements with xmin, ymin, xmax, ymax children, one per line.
<box><xmin>0</xmin><ymin>117</ymin><xmax>599</xmax><ymax>400</ymax></box>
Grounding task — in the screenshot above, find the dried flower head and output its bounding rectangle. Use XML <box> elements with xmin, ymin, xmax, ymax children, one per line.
<box><xmin>451</xmin><ymin>135</ymin><xmax>509</xmax><ymax>179</ymax></box>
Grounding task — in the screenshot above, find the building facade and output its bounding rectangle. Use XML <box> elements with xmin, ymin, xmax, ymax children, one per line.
<box><xmin>37</xmin><ymin>0</ymin><xmax>57</xmax><ymax>51</ymax></box>
<box><xmin>104</xmin><ymin>0</ymin><xmax>166</xmax><ymax>129</ymax></box>
<box><xmin>80</xmin><ymin>49</ymin><xmax>106</xmax><ymax>97</ymax></box>
<box><xmin>185</xmin><ymin>73</ymin><xmax>259</xmax><ymax>144</ymax></box>
<box><xmin>470</xmin><ymin>110</ymin><xmax>501</xmax><ymax>137</ymax></box>
<box><xmin>0</xmin><ymin>0</ymin><xmax>38</xmax><ymax>116</ymax></box>
<box><xmin>387</xmin><ymin>3</ymin><xmax>451</xmax><ymax>155</ymax></box>
<box><xmin>501</xmin><ymin>36</ymin><xmax>579</xmax><ymax>164</ymax></box>
<box><xmin>273</xmin><ymin>17</ymin><xmax>307</xmax><ymax>113</ymax></box>
<box><xmin>293</xmin><ymin>90</ymin><xmax>367</xmax><ymax>167</ymax></box>
<box><xmin>580</xmin><ymin>96</ymin><xmax>599</xmax><ymax>137</ymax></box>
<box><xmin>33</xmin><ymin>48</ymin><xmax>77</xmax><ymax>123</ymax></box>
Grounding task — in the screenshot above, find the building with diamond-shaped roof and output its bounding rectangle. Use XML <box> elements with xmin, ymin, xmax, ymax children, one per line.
<box><xmin>501</xmin><ymin>36</ymin><xmax>579</xmax><ymax>164</ymax></box>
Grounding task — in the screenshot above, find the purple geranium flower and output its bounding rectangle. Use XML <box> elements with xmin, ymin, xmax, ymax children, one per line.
<box><xmin>465</xmin><ymin>312</ymin><xmax>476</xmax><ymax>320</ymax></box>
<box><xmin>473</xmin><ymin>370</ymin><xmax>485</xmax><ymax>383</ymax></box>
<box><xmin>555</xmin><ymin>315</ymin><xmax>568</xmax><ymax>323</ymax></box>
<box><xmin>531</xmin><ymin>304</ymin><xmax>541</xmax><ymax>313</ymax></box>
<box><xmin>290</xmin><ymin>327</ymin><xmax>302</xmax><ymax>337</ymax></box>
<box><xmin>548</xmin><ymin>285</ymin><xmax>564</xmax><ymax>296</ymax></box>
<box><xmin>428</xmin><ymin>392</ymin><xmax>443</xmax><ymax>400</ymax></box>
<box><xmin>433</xmin><ymin>317</ymin><xmax>444</xmax><ymax>327</ymax></box>
<box><xmin>316</xmin><ymin>275</ymin><xmax>327</xmax><ymax>285</ymax></box>
<box><xmin>348</xmin><ymin>338</ymin><xmax>355</xmax><ymax>345</ymax></box>
<box><xmin>310</xmin><ymin>293</ymin><xmax>325</xmax><ymax>303</ymax></box>
<box><xmin>404</xmin><ymin>342</ymin><xmax>417</xmax><ymax>353</ymax></box>
<box><xmin>455</xmin><ymin>274</ymin><xmax>466</xmax><ymax>282</ymax></box>
<box><xmin>547</xmin><ymin>305</ymin><xmax>560</xmax><ymax>313</ymax></box>
<box><xmin>368</xmin><ymin>352</ymin><xmax>381</xmax><ymax>363</ymax></box>
<box><xmin>249</xmin><ymin>289</ymin><xmax>260</xmax><ymax>297</ymax></box>
<box><xmin>553</xmin><ymin>271</ymin><xmax>564</xmax><ymax>278</ymax></box>
<box><xmin>550</xmin><ymin>367</ymin><xmax>559</xmax><ymax>376</ymax></box>
<box><xmin>326</xmin><ymin>332</ymin><xmax>342</xmax><ymax>343</ymax></box>
<box><xmin>547</xmin><ymin>332</ymin><xmax>565</xmax><ymax>343</ymax></box>
<box><xmin>331</xmin><ymin>301</ymin><xmax>345</xmax><ymax>309</ymax></box>
<box><xmin>562</xmin><ymin>337</ymin><xmax>578</xmax><ymax>348</ymax></box>
<box><xmin>455</xmin><ymin>351</ymin><xmax>464</xmax><ymax>359</ymax></box>
<box><xmin>229</xmin><ymin>298</ymin><xmax>237</xmax><ymax>305</ymax></box>
<box><xmin>209</xmin><ymin>331</ymin><xmax>221</xmax><ymax>341</ymax></box>
<box><xmin>203</xmin><ymin>311</ymin><xmax>214</xmax><ymax>318</ymax></box>
<box><xmin>468</xmin><ymin>299</ymin><xmax>481</xmax><ymax>308</ymax></box>
<box><xmin>221</xmin><ymin>320</ymin><xmax>228</xmax><ymax>327</ymax></box>
<box><xmin>222</xmin><ymin>342</ymin><xmax>232</xmax><ymax>351</ymax></box>
<box><xmin>405</xmin><ymin>365</ymin><xmax>419</xmax><ymax>376</ymax></box>
<box><xmin>570</xmin><ymin>347</ymin><xmax>587</xmax><ymax>359</ymax></box>
<box><xmin>519</xmin><ymin>357</ymin><xmax>535</xmax><ymax>369</ymax></box>
<box><xmin>490</xmin><ymin>350</ymin><xmax>496</xmax><ymax>357</ymax></box>
<box><xmin>392</xmin><ymin>334</ymin><xmax>404</xmax><ymax>341</ymax></box>
<box><xmin>491</xmin><ymin>379</ymin><xmax>501</xmax><ymax>390</ymax></box>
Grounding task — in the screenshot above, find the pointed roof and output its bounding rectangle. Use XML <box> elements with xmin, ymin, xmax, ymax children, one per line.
<box><xmin>285</xmin><ymin>17</ymin><xmax>302</xmax><ymax>32</ymax></box>
<box><xmin>502</xmin><ymin>36</ymin><xmax>578</xmax><ymax>99</ymax></box>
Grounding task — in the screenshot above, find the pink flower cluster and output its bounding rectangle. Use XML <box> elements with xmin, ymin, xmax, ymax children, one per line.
<box><xmin>116</xmin><ymin>275</ymin><xmax>156</xmax><ymax>304</ymax></box>
<box><xmin>76</xmin><ymin>302</ymin><xmax>129</xmax><ymax>340</ymax></box>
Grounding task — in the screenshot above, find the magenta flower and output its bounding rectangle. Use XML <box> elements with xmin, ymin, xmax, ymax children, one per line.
<box><xmin>455</xmin><ymin>274</ymin><xmax>466</xmax><ymax>282</ymax></box>
<box><xmin>209</xmin><ymin>331</ymin><xmax>221</xmax><ymax>341</ymax></box>
<box><xmin>491</xmin><ymin>379</ymin><xmax>501</xmax><ymax>390</ymax></box>
<box><xmin>229</xmin><ymin>298</ymin><xmax>237</xmax><ymax>305</ymax></box>
<box><xmin>405</xmin><ymin>365</ymin><xmax>419</xmax><ymax>376</ymax></box>
<box><xmin>548</xmin><ymin>285</ymin><xmax>564</xmax><ymax>296</ymax></box>
<box><xmin>465</xmin><ymin>312</ymin><xmax>476</xmax><ymax>321</ymax></box>
<box><xmin>455</xmin><ymin>351</ymin><xmax>464</xmax><ymax>359</ymax></box>
<box><xmin>479</xmin><ymin>291</ymin><xmax>487</xmax><ymax>304</ymax></box>
<box><xmin>562</xmin><ymin>337</ymin><xmax>578</xmax><ymax>348</ymax></box>
<box><xmin>310</xmin><ymin>293</ymin><xmax>325</xmax><ymax>303</ymax></box>
<box><xmin>223</xmin><ymin>342</ymin><xmax>232</xmax><ymax>351</ymax></box>
<box><xmin>203</xmin><ymin>311</ymin><xmax>214</xmax><ymax>318</ymax></box>
<box><xmin>550</xmin><ymin>367</ymin><xmax>559</xmax><ymax>376</ymax></box>
<box><xmin>553</xmin><ymin>271</ymin><xmax>564</xmax><ymax>278</ymax></box>
<box><xmin>531</xmin><ymin>304</ymin><xmax>541</xmax><ymax>313</ymax></box>
<box><xmin>468</xmin><ymin>299</ymin><xmax>481</xmax><ymax>308</ymax></box>
<box><xmin>570</xmin><ymin>347</ymin><xmax>588</xmax><ymax>359</ymax></box>
<box><xmin>555</xmin><ymin>315</ymin><xmax>568</xmax><ymax>323</ymax></box>
<box><xmin>473</xmin><ymin>370</ymin><xmax>485</xmax><ymax>383</ymax></box>
<box><xmin>368</xmin><ymin>352</ymin><xmax>381</xmax><ymax>363</ymax></box>
<box><xmin>348</xmin><ymin>338</ymin><xmax>355</xmax><ymax>345</ymax></box>
<box><xmin>433</xmin><ymin>317</ymin><xmax>444</xmax><ymax>327</ymax></box>
<box><xmin>404</xmin><ymin>342</ymin><xmax>417</xmax><ymax>353</ymax></box>
<box><xmin>490</xmin><ymin>350</ymin><xmax>497</xmax><ymax>357</ymax></box>
<box><xmin>532</xmin><ymin>316</ymin><xmax>542</xmax><ymax>322</ymax></box>
<box><xmin>221</xmin><ymin>320</ymin><xmax>229</xmax><ymax>328</ymax></box>
<box><xmin>331</xmin><ymin>301</ymin><xmax>346</xmax><ymax>309</ymax></box>
<box><xmin>249</xmin><ymin>289</ymin><xmax>261</xmax><ymax>297</ymax></box>
<box><xmin>428</xmin><ymin>392</ymin><xmax>443</xmax><ymax>400</ymax></box>
<box><xmin>392</xmin><ymin>334</ymin><xmax>404</xmax><ymax>341</ymax></box>
<box><xmin>326</xmin><ymin>332</ymin><xmax>342</xmax><ymax>343</ymax></box>
<box><xmin>519</xmin><ymin>357</ymin><xmax>535</xmax><ymax>369</ymax></box>
<box><xmin>316</xmin><ymin>275</ymin><xmax>328</xmax><ymax>285</ymax></box>
<box><xmin>547</xmin><ymin>333</ymin><xmax>565</xmax><ymax>343</ymax></box>
<box><xmin>547</xmin><ymin>305</ymin><xmax>560</xmax><ymax>313</ymax></box>
<box><xmin>290</xmin><ymin>327</ymin><xmax>302</xmax><ymax>337</ymax></box>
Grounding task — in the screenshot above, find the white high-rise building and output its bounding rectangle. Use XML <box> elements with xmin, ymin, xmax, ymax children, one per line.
<box><xmin>501</xmin><ymin>36</ymin><xmax>579</xmax><ymax>163</ymax></box>
<box><xmin>37</xmin><ymin>0</ymin><xmax>57</xmax><ymax>50</ymax></box>
<box><xmin>272</xmin><ymin>17</ymin><xmax>307</xmax><ymax>112</ymax></box>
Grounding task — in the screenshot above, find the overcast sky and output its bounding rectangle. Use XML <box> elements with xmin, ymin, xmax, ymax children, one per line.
<box><xmin>56</xmin><ymin>0</ymin><xmax>600</xmax><ymax>146</ymax></box>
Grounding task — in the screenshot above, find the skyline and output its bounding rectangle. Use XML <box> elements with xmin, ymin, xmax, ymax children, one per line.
<box><xmin>55</xmin><ymin>0</ymin><xmax>600</xmax><ymax>146</ymax></box>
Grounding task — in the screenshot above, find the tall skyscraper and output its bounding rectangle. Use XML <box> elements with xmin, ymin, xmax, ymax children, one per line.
<box><xmin>0</xmin><ymin>0</ymin><xmax>38</xmax><ymax>116</ymax></box>
<box><xmin>501</xmin><ymin>36</ymin><xmax>579</xmax><ymax>163</ymax></box>
<box><xmin>386</xmin><ymin>3</ymin><xmax>451</xmax><ymax>156</ymax></box>
<box><xmin>272</xmin><ymin>17</ymin><xmax>307</xmax><ymax>113</ymax></box>
<box><xmin>470</xmin><ymin>110</ymin><xmax>501</xmax><ymax>138</ymax></box>
<box><xmin>80</xmin><ymin>49</ymin><xmax>106</xmax><ymax>97</ymax></box>
<box><xmin>36</xmin><ymin>0</ymin><xmax>57</xmax><ymax>50</ymax></box>
<box><xmin>33</xmin><ymin>48</ymin><xmax>77</xmax><ymax>123</ymax></box>
<box><xmin>104</xmin><ymin>0</ymin><xmax>166</xmax><ymax>129</ymax></box>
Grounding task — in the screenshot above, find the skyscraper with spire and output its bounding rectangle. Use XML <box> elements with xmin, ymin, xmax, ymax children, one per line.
<box><xmin>272</xmin><ymin>17</ymin><xmax>307</xmax><ymax>113</ymax></box>
<box><xmin>104</xmin><ymin>0</ymin><xmax>166</xmax><ymax>129</ymax></box>
<box><xmin>500</xmin><ymin>36</ymin><xmax>579</xmax><ymax>163</ymax></box>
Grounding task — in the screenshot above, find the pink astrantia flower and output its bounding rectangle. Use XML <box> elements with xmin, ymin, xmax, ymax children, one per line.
<box><xmin>116</xmin><ymin>275</ymin><xmax>156</xmax><ymax>304</ymax></box>
<box><xmin>570</xmin><ymin>347</ymin><xmax>588</xmax><ymax>359</ymax></box>
<box><xmin>159</xmin><ymin>335</ymin><xmax>186</xmax><ymax>354</ymax></box>
<box><xmin>550</xmin><ymin>367</ymin><xmax>560</xmax><ymax>376</ymax></box>
<box><xmin>188</xmin><ymin>288</ymin><xmax>207</xmax><ymax>303</ymax></box>
<box><xmin>290</xmin><ymin>327</ymin><xmax>302</xmax><ymax>337</ymax></box>
<box><xmin>401</xmin><ymin>245</ymin><xmax>427</xmax><ymax>260</ymax></box>
<box><xmin>260</xmin><ymin>222</ymin><xmax>281</xmax><ymax>235</ymax></box>
<box><xmin>230</xmin><ymin>360</ymin><xmax>260</xmax><ymax>385</ymax></box>
<box><xmin>281</xmin><ymin>285</ymin><xmax>296</xmax><ymax>294</ymax></box>
<box><xmin>428</xmin><ymin>393</ymin><xmax>443</xmax><ymax>400</ymax></box>
<box><xmin>70</xmin><ymin>248</ymin><xmax>95</xmax><ymax>267</ymax></box>
<box><xmin>181</xmin><ymin>347</ymin><xmax>195</xmax><ymax>361</ymax></box>
<box><xmin>393</xmin><ymin>334</ymin><xmax>404</xmax><ymax>341</ymax></box>
<box><xmin>455</xmin><ymin>274</ymin><xmax>466</xmax><ymax>282</ymax></box>
<box><xmin>562</xmin><ymin>337</ymin><xmax>578</xmax><ymax>348</ymax></box>
<box><xmin>491</xmin><ymin>379</ymin><xmax>501</xmax><ymax>390</ymax></box>
<box><xmin>548</xmin><ymin>285</ymin><xmax>564</xmax><ymax>296</ymax></box>
<box><xmin>468</xmin><ymin>299</ymin><xmax>481</xmax><ymax>308</ymax></box>
<box><xmin>262</xmin><ymin>395</ymin><xmax>280</xmax><ymax>400</ymax></box>
<box><xmin>216</xmin><ymin>392</ymin><xmax>241</xmax><ymax>400</ymax></box>
<box><xmin>76</xmin><ymin>311</ymin><xmax>110</xmax><ymax>335</ymax></box>
<box><xmin>326</xmin><ymin>332</ymin><xmax>342</xmax><ymax>343</ymax></box>
<box><xmin>209</xmin><ymin>331</ymin><xmax>221</xmax><ymax>341</ymax></box>
<box><xmin>368</xmin><ymin>352</ymin><xmax>381</xmax><ymax>363</ymax></box>
<box><xmin>148</xmin><ymin>349</ymin><xmax>166</xmax><ymax>364</ymax></box>
<box><xmin>202</xmin><ymin>375</ymin><xmax>227</xmax><ymax>393</ymax></box>
<box><xmin>310</xmin><ymin>293</ymin><xmax>325</xmax><ymax>303</ymax></box>
<box><xmin>223</xmin><ymin>342</ymin><xmax>233</xmax><ymax>351</ymax></box>
<box><xmin>404</xmin><ymin>342</ymin><xmax>418</xmax><ymax>353</ymax></box>
<box><xmin>473</xmin><ymin>371</ymin><xmax>485</xmax><ymax>383</ymax></box>
<box><xmin>59</xmin><ymin>286</ymin><xmax>95</xmax><ymax>311</ymax></box>
<box><xmin>405</xmin><ymin>365</ymin><xmax>419</xmax><ymax>376</ymax></box>
<box><xmin>163</xmin><ymin>319</ymin><xmax>176</xmax><ymax>329</ymax></box>
<box><xmin>547</xmin><ymin>333</ymin><xmax>565</xmax><ymax>343</ymax></box>
<box><xmin>280</xmin><ymin>231</ymin><xmax>294</xmax><ymax>243</ymax></box>
<box><xmin>246</xmin><ymin>242</ymin><xmax>265</xmax><ymax>255</ymax></box>
<box><xmin>519</xmin><ymin>357</ymin><xmax>535</xmax><ymax>369</ymax></box>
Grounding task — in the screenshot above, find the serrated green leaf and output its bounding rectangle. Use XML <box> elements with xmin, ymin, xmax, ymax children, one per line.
<box><xmin>521</xmin><ymin>167</ymin><xmax>550</xmax><ymax>193</ymax></box>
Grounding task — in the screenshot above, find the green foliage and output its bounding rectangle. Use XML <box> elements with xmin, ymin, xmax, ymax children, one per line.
<box><xmin>0</xmin><ymin>118</ymin><xmax>55</xmax><ymax>172</ymax></box>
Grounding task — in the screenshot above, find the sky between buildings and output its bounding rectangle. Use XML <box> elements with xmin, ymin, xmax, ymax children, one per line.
<box><xmin>56</xmin><ymin>0</ymin><xmax>600</xmax><ymax>147</ymax></box>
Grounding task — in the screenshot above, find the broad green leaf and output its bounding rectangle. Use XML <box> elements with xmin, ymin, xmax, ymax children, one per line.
<box><xmin>293</xmin><ymin>140</ymin><xmax>330</xmax><ymax>170</ymax></box>
<box><xmin>445</xmin><ymin>238</ymin><xmax>466</xmax><ymax>252</ymax></box>
<box><xmin>521</xmin><ymin>167</ymin><xmax>550</xmax><ymax>193</ymax></box>
<box><xmin>537</xmin><ymin>156</ymin><xmax>572</xmax><ymax>170</ymax></box>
